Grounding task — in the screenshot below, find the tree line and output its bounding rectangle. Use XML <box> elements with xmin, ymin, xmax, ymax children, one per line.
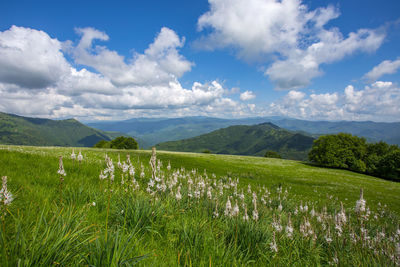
<box><xmin>309</xmin><ymin>133</ymin><xmax>400</xmax><ymax>181</ymax></box>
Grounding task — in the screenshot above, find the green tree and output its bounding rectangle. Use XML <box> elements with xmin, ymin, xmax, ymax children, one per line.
<box><xmin>308</xmin><ymin>133</ymin><xmax>367</xmax><ymax>172</ymax></box>
<box><xmin>309</xmin><ymin>133</ymin><xmax>400</xmax><ymax>181</ymax></box>
<box><xmin>376</xmin><ymin>150</ymin><xmax>400</xmax><ymax>181</ymax></box>
<box><xmin>110</xmin><ymin>136</ymin><xmax>138</xmax><ymax>150</ymax></box>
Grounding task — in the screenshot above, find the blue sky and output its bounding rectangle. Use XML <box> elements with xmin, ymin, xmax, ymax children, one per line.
<box><xmin>0</xmin><ymin>0</ymin><xmax>399</xmax><ymax>121</ymax></box>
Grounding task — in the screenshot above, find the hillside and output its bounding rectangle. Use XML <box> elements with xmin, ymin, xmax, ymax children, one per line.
<box><xmin>87</xmin><ymin>116</ymin><xmax>272</xmax><ymax>148</ymax></box>
<box><xmin>156</xmin><ymin>122</ymin><xmax>314</xmax><ymax>160</ymax></box>
<box><xmin>87</xmin><ymin>116</ymin><xmax>400</xmax><ymax>148</ymax></box>
<box><xmin>0</xmin><ymin>112</ymin><xmax>121</xmax><ymax>147</ymax></box>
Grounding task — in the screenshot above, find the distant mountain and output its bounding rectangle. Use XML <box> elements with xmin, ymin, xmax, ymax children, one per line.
<box><xmin>156</xmin><ymin>123</ymin><xmax>315</xmax><ymax>161</ymax></box>
<box><xmin>0</xmin><ymin>112</ymin><xmax>122</xmax><ymax>147</ymax></box>
<box><xmin>87</xmin><ymin>116</ymin><xmax>400</xmax><ymax>148</ymax></box>
<box><xmin>273</xmin><ymin>119</ymin><xmax>400</xmax><ymax>145</ymax></box>
<box><xmin>87</xmin><ymin>116</ymin><xmax>280</xmax><ymax>148</ymax></box>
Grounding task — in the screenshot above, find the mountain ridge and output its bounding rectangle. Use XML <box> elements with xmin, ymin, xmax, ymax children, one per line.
<box><xmin>0</xmin><ymin>112</ymin><xmax>123</xmax><ymax>147</ymax></box>
<box><xmin>156</xmin><ymin>122</ymin><xmax>315</xmax><ymax>160</ymax></box>
<box><xmin>87</xmin><ymin>116</ymin><xmax>400</xmax><ymax>148</ymax></box>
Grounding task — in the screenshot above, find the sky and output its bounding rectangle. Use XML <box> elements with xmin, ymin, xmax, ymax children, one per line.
<box><xmin>0</xmin><ymin>0</ymin><xmax>400</xmax><ymax>122</ymax></box>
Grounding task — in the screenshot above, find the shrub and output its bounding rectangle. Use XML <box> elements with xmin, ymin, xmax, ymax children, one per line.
<box><xmin>94</xmin><ymin>136</ymin><xmax>138</xmax><ymax>150</ymax></box>
<box><xmin>94</xmin><ymin>140</ymin><xmax>110</xmax><ymax>148</ymax></box>
<box><xmin>264</xmin><ymin>150</ymin><xmax>281</xmax><ymax>159</ymax></box>
<box><xmin>110</xmin><ymin>136</ymin><xmax>138</xmax><ymax>150</ymax></box>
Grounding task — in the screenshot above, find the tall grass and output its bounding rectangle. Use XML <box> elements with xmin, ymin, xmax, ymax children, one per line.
<box><xmin>0</xmin><ymin>145</ymin><xmax>399</xmax><ymax>266</ymax></box>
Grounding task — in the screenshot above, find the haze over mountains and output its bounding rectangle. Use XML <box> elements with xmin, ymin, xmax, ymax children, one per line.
<box><xmin>88</xmin><ymin>116</ymin><xmax>400</xmax><ymax>148</ymax></box>
<box><xmin>1</xmin><ymin>112</ymin><xmax>400</xmax><ymax>158</ymax></box>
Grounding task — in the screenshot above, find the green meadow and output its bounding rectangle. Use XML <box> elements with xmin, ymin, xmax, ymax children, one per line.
<box><xmin>0</xmin><ymin>145</ymin><xmax>399</xmax><ymax>266</ymax></box>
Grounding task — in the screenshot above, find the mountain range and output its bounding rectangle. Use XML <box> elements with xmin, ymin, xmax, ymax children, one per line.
<box><xmin>87</xmin><ymin>116</ymin><xmax>400</xmax><ymax>148</ymax></box>
<box><xmin>0</xmin><ymin>112</ymin><xmax>121</xmax><ymax>147</ymax></box>
<box><xmin>1</xmin><ymin>111</ymin><xmax>399</xmax><ymax>159</ymax></box>
<box><xmin>156</xmin><ymin>122</ymin><xmax>314</xmax><ymax>160</ymax></box>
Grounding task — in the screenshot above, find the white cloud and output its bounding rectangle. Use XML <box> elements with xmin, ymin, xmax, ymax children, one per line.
<box><xmin>0</xmin><ymin>26</ymin><xmax>70</xmax><ymax>89</ymax></box>
<box><xmin>268</xmin><ymin>81</ymin><xmax>400</xmax><ymax>121</ymax></box>
<box><xmin>0</xmin><ymin>26</ymin><xmax>247</xmax><ymax>120</ymax></box>
<box><xmin>73</xmin><ymin>27</ymin><xmax>193</xmax><ymax>87</ymax></box>
<box><xmin>197</xmin><ymin>0</ymin><xmax>309</xmax><ymax>58</ymax></box>
<box><xmin>197</xmin><ymin>0</ymin><xmax>385</xmax><ymax>90</ymax></box>
<box><xmin>363</xmin><ymin>58</ymin><xmax>400</xmax><ymax>82</ymax></box>
<box><xmin>240</xmin><ymin>90</ymin><xmax>255</xmax><ymax>101</ymax></box>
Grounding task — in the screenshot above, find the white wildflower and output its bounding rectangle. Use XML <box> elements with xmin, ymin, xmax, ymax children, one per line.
<box><xmin>270</xmin><ymin>231</ymin><xmax>278</xmax><ymax>253</ymax></box>
<box><xmin>224</xmin><ymin>197</ymin><xmax>232</xmax><ymax>217</ymax></box>
<box><xmin>117</xmin><ymin>154</ymin><xmax>122</xmax><ymax>169</ymax></box>
<box><xmin>71</xmin><ymin>149</ymin><xmax>76</xmax><ymax>160</ymax></box>
<box><xmin>99</xmin><ymin>170</ymin><xmax>107</xmax><ymax>180</ymax></box>
<box><xmin>286</xmin><ymin>215</ymin><xmax>293</xmax><ymax>239</ymax></box>
<box><xmin>278</xmin><ymin>201</ymin><xmax>283</xmax><ymax>212</ymax></box>
<box><xmin>57</xmin><ymin>156</ymin><xmax>66</xmax><ymax>176</ymax></box>
<box><xmin>148</xmin><ymin>179</ymin><xmax>155</xmax><ymax>188</ymax></box>
<box><xmin>122</xmin><ymin>162</ymin><xmax>129</xmax><ymax>173</ymax></box>
<box><xmin>232</xmin><ymin>200</ymin><xmax>239</xmax><ymax>217</ymax></box>
<box><xmin>252</xmin><ymin>208</ymin><xmax>259</xmax><ymax>222</ymax></box>
<box><xmin>336</xmin><ymin>202</ymin><xmax>347</xmax><ymax>225</ymax></box>
<box><xmin>303</xmin><ymin>202</ymin><xmax>308</xmax><ymax>212</ymax></box>
<box><xmin>167</xmin><ymin>161</ymin><xmax>171</xmax><ymax>171</ymax></box>
<box><xmin>0</xmin><ymin>176</ymin><xmax>13</xmax><ymax>206</ymax></box>
<box><xmin>272</xmin><ymin>214</ymin><xmax>283</xmax><ymax>233</ymax></box>
<box><xmin>77</xmin><ymin>150</ymin><xmax>83</xmax><ymax>162</ymax></box>
<box><xmin>175</xmin><ymin>186</ymin><xmax>182</xmax><ymax>201</ymax></box>
<box><xmin>310</xmin><ymin>206</ymin><xmax>315</xmax><ymax>217</ymax></box>
<box><xmin>355</xmin><ymin>188</ymin><xmax>366</xmax><ymax>214</ymax></box>
<box><xmin>207</xmin><ymin>186</ymin><xmax>212</xmax><ymax>200</ymax></box>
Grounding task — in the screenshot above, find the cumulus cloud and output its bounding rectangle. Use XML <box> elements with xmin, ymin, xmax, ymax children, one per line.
<box><xmin>240</xmin><ymin>90</ymin><xmax>255</xmax><ymax>101</ymax></box>
<box><xmin>363</xmin><ymin>58</ymin><xmax>400</xmax><ymax>82</ymax></box>
<box><xmin>268</xmin><ymin>81</ymin><xmax>400</xmax><ymax>121</ymax></box>
<box><xmin>73</xmin><ymin>27</ymin><xmax>193</xmax><ymax>87</ymax></box>
<box><xmin>0</xmin><ymin>26</ymin><xmax>70</xmax><ymax>89</ymax></box>
<box><xmin>0</xmin><ymin>25</ymin><xmax>247</xmax><ymax>120</ymax></box>
<box><xmin>197</xmin><ymin>0</ymin><xmax>385</xmax><ymax>90</ymax></box>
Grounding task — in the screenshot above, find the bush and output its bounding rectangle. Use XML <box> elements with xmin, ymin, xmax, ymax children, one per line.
<box><xmin>264</xmin><ymin>150</ymin><xmax>281</xmax><ymax>159</ymax></box>
<box><xmin>94</xmin><ymin>140</ymin><xmax>110</xmax><ymax>148</ymax></box>
<box><xmin>110</xmin><ymin>136</ymin><xmax>138</xmax><ymax>149</ymax></box>
<box><xmin>94</xmin><ymin>136</ymin><xmax>138</xmax><ymax>150</ymax></box>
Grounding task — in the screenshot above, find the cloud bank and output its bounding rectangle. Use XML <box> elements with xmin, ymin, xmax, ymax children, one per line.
<box><xmin>0</xmin><ymin>26</ymin><xmax>244</xmax><ymax>120</ymax></box>
<box><xmin>268</xmin><ymin>81</ymin><xmax>400</xmax><ymax>122</ymax></box>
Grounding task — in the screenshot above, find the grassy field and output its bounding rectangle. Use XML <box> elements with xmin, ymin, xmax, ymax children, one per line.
<box><xmin>0</xmin><ymin>145</ymin><xmax>399</xmax><ymax>266</ymax></box>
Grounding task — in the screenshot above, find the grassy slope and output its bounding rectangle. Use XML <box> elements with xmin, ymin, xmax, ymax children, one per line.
<box><xmin>2</xmin><ymin>145</ymin><xmax>399</xmax><ymax>215</ymax></box>
<box><xmin>0</xmin><ymin>112</ymin><xmax>120</xmax><ymax>147</ymax></box>
<box><xmin>1</xmin><ymin>145</ymin><xmax>400</xmax><ymax>266</ymax></box>
<box><xmin>154</xmin><ymin>151</ymin><xmax>400</xmax><ymax>214</ymax></box>
<box><xmin>157</xmin><ymin>123</ymin><xmax>315</xmax><ymax>161</ymax></box>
